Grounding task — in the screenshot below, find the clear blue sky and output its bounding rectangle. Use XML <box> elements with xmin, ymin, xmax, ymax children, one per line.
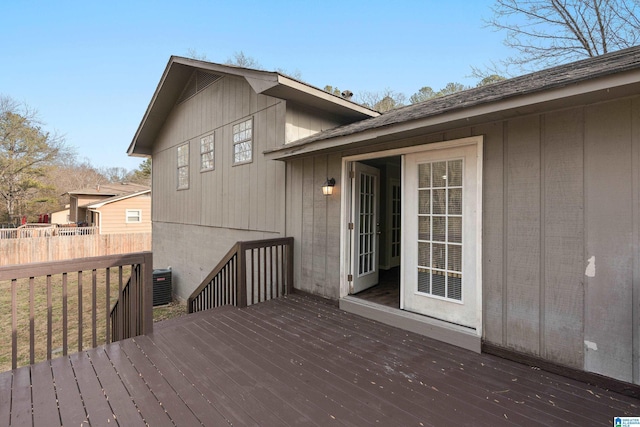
<box><xmin>0</xmin><ymin>0</ymin><xmax>509</xmax><ymax>171</ymax></box>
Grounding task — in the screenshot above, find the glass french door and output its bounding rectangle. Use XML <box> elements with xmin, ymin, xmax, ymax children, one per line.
<box><xmin>402</xmin><ymin>144</ymin><xmax>480</xmax><ymax>329</ymax></box>
<box><xmin>351</xmin><ymin>162</ymin><xmax>380</xmax><ymax>294</ymax></box>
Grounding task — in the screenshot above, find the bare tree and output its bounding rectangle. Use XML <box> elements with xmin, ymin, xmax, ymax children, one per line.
<box><xmin>226</xmin><ymin>51</ymin><xmax>262</xmax><ymax>69</ymax></box>
<box><xmin>487</xmin><ymin>0</ymin><xmax>640</xmax><ymax>72</ymax></box>
<box><xmin>358</xmin><ymin>89</ymin><xmax>407</xmax><ymax>112</ymax></box>
<box><xmin>0</xmin><ymin>96</ymin><xmax>69</xmax><ymax>222</ymax></box>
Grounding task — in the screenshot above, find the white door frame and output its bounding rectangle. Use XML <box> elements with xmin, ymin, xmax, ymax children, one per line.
<box><xmin>339</xmin><ymin>136</ymin><xmax>483</xmax><ymax>335</ymax></box>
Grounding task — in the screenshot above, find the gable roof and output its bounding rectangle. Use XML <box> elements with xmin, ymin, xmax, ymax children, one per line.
<box><xmin>83</xmin><ymin>189</ymin><xmax>151</xmax><ymax>209</ymax></box>
<box><xmin>128</xmin><ymin>56</ymin><xmax>379</xmax><ymax>157</ymax></box>
<box><xmin>68</xmin><ymin>183</ymin><xmax>150</xmax><ymax>197</ymax></box>
<box><xmin>267</xmin><ymin>45</ymin><xmax>640</xmax><ymax>159</ymax></box>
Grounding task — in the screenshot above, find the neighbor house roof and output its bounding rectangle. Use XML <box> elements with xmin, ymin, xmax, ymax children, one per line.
<box><xmin>267</xmin><ymin>45</ymin><xmax>640</xmax><ymax>160</ymax></box>
<box><xmin>128</xmin><ymin>56</ymin><xmax>380</xmax><ymax>157</ymax></box>
<box><xmin>68</xmin><ymin>183</ymin><xmax>150</xmax><ymax>197</ymax></box>
<box><xmin>84</xmin><ymin>189</ymin><xmax>151</xmax><ymax>209</ymax></box>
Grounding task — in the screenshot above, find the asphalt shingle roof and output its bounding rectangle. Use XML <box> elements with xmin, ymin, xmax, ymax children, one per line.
<box><xmin>275</xmin><ymin>45</ymin><xmax>640</xmax><ymax>150</ymax></box>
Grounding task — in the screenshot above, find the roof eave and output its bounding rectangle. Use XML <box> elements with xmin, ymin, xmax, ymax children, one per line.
<box><xmin>266</xmin><ymin>69</ymin><xmax>640</xmax><ymax>160</ymax></box>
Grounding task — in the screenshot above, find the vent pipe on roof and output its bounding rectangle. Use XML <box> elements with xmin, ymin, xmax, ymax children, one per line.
<box><xmin>341</xmin><ymin>90</ymin><xmax>353</xmax><ymax>100</ymax></box>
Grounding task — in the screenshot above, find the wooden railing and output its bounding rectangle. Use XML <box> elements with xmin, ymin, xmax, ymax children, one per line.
<box><xmin>0</xmin><ymin>225</ymin><xmax>98</xmax><ymax>239</ymax></box>
<box><xmin>0</xmin><ymin>252</ymin><xmax>153</xmax><ymax>371</ymax></box>
<box><xmin>110</xmin><ymin>261</ymin><xmax>146</xmax><ymax>342</ymax></box>
<box><xmin>188</xmin><ymin>237</ymin><xmax>293</xmax><ymax>313</ymax></box>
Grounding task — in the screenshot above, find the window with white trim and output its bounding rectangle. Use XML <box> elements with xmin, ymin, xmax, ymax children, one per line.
<box><xmin>200</xmin><ymin>133</ymin><xmax>214</xmax><ymax>171</ymax></box>
<box><xmin>232</xmin><ymin>118</ymin><xmax>252</xmax><ymax>164</ymax></box>
<box><xmin>177</xmin><ymin>142</ymin><xmax>189</xmax><ymax>189</ymax></box>
<box><xmin>126</xmin><ymin>209</ymin><xmax>142</xmax><ymax>223</ymax></box>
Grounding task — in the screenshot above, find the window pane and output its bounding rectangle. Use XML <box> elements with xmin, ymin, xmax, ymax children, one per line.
<box><xmin>432</xmin><ymin>216</ymin><xmax>446</xmax><ymax>242</ymax></box>
<box><xmin>432</xmin><ymin>162</ymin><xmax>447</xmax><ymax>187</ymax></box>
<box><xmin>432</xmin><ymin>271</ymin><xmax>446</xmax><ymax>297</ymax></box>
<box><xmin>448</xmin><ymin>245</ymin><xmax>462</xmax><ymax>272</ymax></box>
<box><xmin>448</xmin><ymin>188</ymin><xmax>462</xmax><ymax>215</ymax></box>
<box><xmin>448</xmin><ymin>275</ymin><xmax>462</xmax><ymax>300</ymax></box>
<box><xmin>448</xmin><ymin>217</ymin><xmax>462</xmax><ymax>243</ymax></box>
<box><xmin>418</xmin><ymin>163</ymin><xmax>431</xmax><ymax>188</ymax></box>
<box><xmin>432</xmin><ymin>243</ymin><xmax>446</xmax><ymax>269</ymax></box>
<box><xmin>432</xmin><ymin>189</ymin><xmax>446</xmax><ymax>214</ymax></box>
<box><xmin>418</xmin><ymin>216</ymin><xmax>430</xmax><ymax>241</ymax></box>
<box><xmin>233</xmin><ymin>118</ymin><xmax>253</xmax><ymax>164</ymax></box>
<box><xmin>418</xmin><ymin>242</ymin><xmax>430</xmax><ymax>267</ymax></box>
<box><xmin>448</xmin><ymin>160</ymin><xmax>463</xmax><ymax>186</ymax></box>
<box><xmin>419</xmin><ymin>190</ymin><xmax>430</xmax><ymax>214</ymax></box>
<box><xmin>418</xmin><ymin>268</ymin><xmax>430</xmax><ymax>293</ymax></box>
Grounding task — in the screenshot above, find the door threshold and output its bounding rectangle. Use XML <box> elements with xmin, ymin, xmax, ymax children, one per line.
<box><xmin>339</xmin><ymin>296</ymin><xmax>481</xmax><ymax>353</ymax></box>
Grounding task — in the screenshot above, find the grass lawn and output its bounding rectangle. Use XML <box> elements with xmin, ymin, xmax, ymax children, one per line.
<box><xmin>0</xmin><ymin>268</ymin><xmax>187</xmax><ymax>372</ymax></box>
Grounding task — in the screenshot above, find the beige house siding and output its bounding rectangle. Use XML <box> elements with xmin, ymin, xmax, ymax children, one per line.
<box><xmin>285</xmin><ymin>95</ymin><xmax>640</xmax><ymax>385</ymax></box>
<box><xmin>51</xmin><ymin>209</ymin><xmax>70</xmax><ymax>225</ymax></box>
<box><xmin>93</xmin><ymin>194</ymin><xmax>151</xmax><ymax>234</ymax></box>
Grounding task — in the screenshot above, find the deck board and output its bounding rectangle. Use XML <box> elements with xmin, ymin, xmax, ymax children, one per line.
<box><xmin>0</xmin><ymin>371</ymin><xmax>12</xmax><ymax>426</ymax></box>
<box><xmin>50</xmin><ymin>355</ymin><xmax>88</xmax><ymax>426</ymax></box>
<box><xmin>2</xmin><ymin>293</ymin><xmax>638</xmax><ymax>426</ymax></box>
<box><xmin>30</xmin><ymin>362</ymin><xmax>59</xmax><ymax>427</ymax></box>
<box><xmin>102</xmin><ymin>342</ymin><xmax>174</xmax><ymax>427</ymax></box>
<box><xmin>271</xmin><ymin>297</ymin><xmax>598</xmax><ymax>424</ymax></box>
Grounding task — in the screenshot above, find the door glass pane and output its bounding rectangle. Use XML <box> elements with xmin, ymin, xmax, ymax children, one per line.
<box><xmin>419</xmin><ymin>190</ymin><xmax>430</xmax><ymax>214</ymax></box>
<box><xmin>419</xmin><ymin>163</ymin><xmax>431</xmax><ymax>188</ymax></box>
<box><xmin>432</xmin><ymin>189</ymin><xmax>446</xmax><ymax>215</ymax></box>
<box><xmin>448</xmin><ymin>188</ymin><xmax>462</xmax><ymax>215</ymax></box>
<box><xmin>448</xmin><ymin>160</ymin><xmax>463</xmax><ymax>186</ymax></box>
<box><xmin>418</xmin><ymin>217</ymin><xmax>430</xmax><ymax>241</ymax></box>
<box><xmin>432</xmin><ymin>162</ymin><xmax>447</xmax><ymax>187</ymax></box>
<box><xmin>359</xmin><ymin>172</ymin><xmax>376</xmax><ymax>276</ymax></box>
<box><xmin>432</xmin><ymin>217</ymin><xmax>446</xmax><ymax>242</ymax></box>
<box><xmin>416</xmin><ymin>159</ymin><xmax>463</xmax><ymax>301</ymax></box>
<box><xmin>448</xmin><ymin>217</ymin><xmax>462</xmax><ymax>243</ymax></box>
<box><xmin>418</xmin><ymin>268</ymin><xmax>430</xmax><ymax>293</ymax></box>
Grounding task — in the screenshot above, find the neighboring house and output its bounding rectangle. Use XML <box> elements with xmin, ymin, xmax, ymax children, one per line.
<box><xmin>128</xmin><ymin>48</ymin><xmax>640</xmax><ymax>387</ymax></box>
<box><xmin>50</xmin><ymin>205</ymin><xmax>70</xmax><ymax>225</ymax></box>
<box><xmin>67</xmin><ymin>183</ymin><xmax>151</xmax><ymax>234</ymax></box>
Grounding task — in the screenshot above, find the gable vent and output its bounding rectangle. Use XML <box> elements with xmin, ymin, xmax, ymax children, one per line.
<box><xmin>177</xmin><ymin>70</ymin><xmax>222</xmax><ymax>104</ymax></box>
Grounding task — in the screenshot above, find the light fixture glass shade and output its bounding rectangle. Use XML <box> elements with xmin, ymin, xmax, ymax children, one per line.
<box><xmin>322</xmin><ymin>178</ymin><xmax>335</xmax><ymax>196</ymax></box>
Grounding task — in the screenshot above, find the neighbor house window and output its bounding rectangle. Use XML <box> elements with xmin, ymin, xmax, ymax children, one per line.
<box><xmin>126</xmin><ymin>209</ymin><xmax>142</xmax><ymax>223</ymax></box>
<box><xmin>177</xmin><ymin>142</ymin><xmax>189</xmax><ymax>189</ymax></box>
<box><xmin>200</xmin><ymin>133</ymin><xmax>214</xmax><ymax>171</ymax></box>
<box><xmin>232</xmin><ymin>118</ymin><xmax>252</xmax><ymax>164</ymax></box>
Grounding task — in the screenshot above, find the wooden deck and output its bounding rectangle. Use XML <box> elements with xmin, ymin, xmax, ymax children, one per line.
<box><xmin>1</xmin><ymin>294</ymin><xmax>638</xmax><ymax>426</ymax></box>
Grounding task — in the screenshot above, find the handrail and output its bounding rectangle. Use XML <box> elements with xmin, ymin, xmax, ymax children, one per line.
<box><xmin>0</xmin><ymin>252</ymin><xmax>153</xmax><ymax>371</ymax></box>
<box><xmin>188</xmin><ymin>237</ymin><xmax>293</xmax><ymax>313</ymax></box>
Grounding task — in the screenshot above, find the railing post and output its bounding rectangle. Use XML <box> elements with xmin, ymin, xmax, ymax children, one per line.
<box><xmin>142</xmin><ymin>252</ymin><xmax>154</xmax><ymax>335</ymax></box>
<box><xmin>236</xmin><ymin>243</ymin><xmax>247</xmax><ymax>308</ymax></box>
<box><xmin>286</xmin><ymin>237</ymin><xmax>294</xmax><ymax>295</ymax></box>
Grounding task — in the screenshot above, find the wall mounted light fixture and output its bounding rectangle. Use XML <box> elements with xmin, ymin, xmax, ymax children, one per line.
<box><xmin>322</xmin><ymin>178</ymin><xmax>336</xmax><ymax>196</ymax></box>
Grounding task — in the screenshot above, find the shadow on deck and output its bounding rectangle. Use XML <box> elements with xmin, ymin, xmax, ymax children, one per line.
<box><xmin>1</xmin><ymin>293</ymin><xmax>637</xmax><ymax>426</ymax></box>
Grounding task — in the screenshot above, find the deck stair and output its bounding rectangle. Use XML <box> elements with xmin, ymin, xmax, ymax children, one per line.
<box><xmin>188</xmin><ymin>237</ymin><xmax>293</xmax><ymax>313</ymax></box>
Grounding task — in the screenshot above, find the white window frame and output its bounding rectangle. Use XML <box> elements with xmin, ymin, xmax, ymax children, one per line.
<box><xmin>126</xmin><ymin>209</ymin><xmax>142</xmax><ymax>223</ymax></box>
<box><xmin>200</xmin><ymin>133</ymin><xmax>214</xmax><ymax>172</ymax></box>
<box><xmin>177</xmin><ymin>142</ymin><xmax>189</xmax><ymax>189</ymax></box>
<box><xmin>232</xmin><ymin>118</ymin><xmax>253</xmax><ymax>165</ymax></box>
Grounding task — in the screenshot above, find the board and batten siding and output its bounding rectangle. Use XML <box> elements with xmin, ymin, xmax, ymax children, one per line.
<box><xmin>285</xmin><ymin>103</ymin><xmax>357</xmax><ymax>143</ymax></box>
<box><xmin>150</xmin><ymin>74</ymin><xmax>287</xmax><ymax>299</ymax></box>
<box><xmin>286</xmin><ymin>95</ymin><xmax>640</xmax><ymax>384</ymax></box>
<box><xmin>96</xmin><ymin>194</ymin><xmax>151</xmax><ymax>234</ymax></box>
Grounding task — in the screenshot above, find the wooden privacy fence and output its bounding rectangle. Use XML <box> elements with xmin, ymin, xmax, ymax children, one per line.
<box><xmin>0</xmin><ymin>252</ymin><xmax>153</xmax><ymax>371</ymax></box>
<box><xmin>188</xmin><ymin>237</ymin><xmax>294</xmax><ymax>313</ymax></box>
<box><xmin>0</xmin><ymin>232</ymin><xmax>151</xmax><ymax>266</ymax></box>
